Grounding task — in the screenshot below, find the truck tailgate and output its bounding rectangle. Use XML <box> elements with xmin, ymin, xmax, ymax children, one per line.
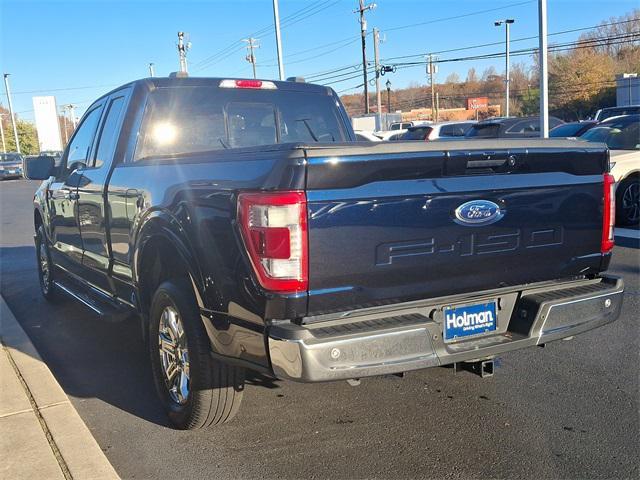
<box><xmin>304</xmin><ymin>140</ymin><xmax>609</xmax><ymax>317</ymax></box>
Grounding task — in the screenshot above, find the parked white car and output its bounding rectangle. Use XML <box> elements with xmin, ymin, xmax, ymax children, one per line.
<box><xmin>580</xmin><ymin>114</ymin><xmax>640</xmax><ymax>226</ymax></box>
<box><xmin>354</xmin><ymin>130</ymin><xmax>382</xmax><ymax>142</ymax></box>
<box><xmin>376</xmin><ymin>121</ymin><xmax>432</xmax><ymax>141</ymax></box>
<box><xmin>401</xmin><ymin>121</ymin><xmax>477</xmax><ymax>141</ymax></box>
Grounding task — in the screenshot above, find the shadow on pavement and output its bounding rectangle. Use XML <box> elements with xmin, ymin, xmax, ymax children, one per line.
<box><xmin>0</xmin><ymin>245</ymin><xmax>280</xmax><ymax>428</ymax></box>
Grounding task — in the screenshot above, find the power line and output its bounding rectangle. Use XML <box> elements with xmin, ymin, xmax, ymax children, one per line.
<box><xmin>382</xmin><ymin>0</ymin><xmax>535</xmax><ymax>33</ymax></box>
<box><xmin>387</xmin><ymin>32</ymin><xmax>640</xmax><ymax>69</ymax></box>
<box><xmin>381</xmin><ymin>17</ymin><xmax>640</xmax><ymax>62</ymax></box>
<box><xmin>307</xmin><ymin>18</ymin><xmax>638</xmax><ymax>85</ymax></box>
<box><xmin>260</xmin><ymin>1</ymin><xmax>548</xmax><ymax>81</ymax></box>
<box><xmin>6</xmin><ymin>84</ymin><xmax>119</xmax><ymax>96</ymax></box>
<box><xmin>328</xmin><ymin>33</ymin><xmax>638</xmax><ymax>92</ymax></box>
<box><xmin>193</xmin><ymin>0</ymin><xmax>341</xmax><ymax>72</ymax></box>
<box><xmin>191</xmin><ymin>2</ymin><xmax>327</xmax><ymax>69</ymax></box>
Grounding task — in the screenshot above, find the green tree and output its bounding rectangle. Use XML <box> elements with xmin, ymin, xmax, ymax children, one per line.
<box><xmin>3</xmin><ymin>120</ymin><xmax>40</xmax><ymax>155</ymax></box>
<box><xmin>1</xmin><ymin>104</ymin><xmax>40</xmax><ymax>154</ymax></box>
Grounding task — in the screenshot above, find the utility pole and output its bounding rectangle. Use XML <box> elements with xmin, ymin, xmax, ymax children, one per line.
<box><xmin>61</xmin><ymin>107</ymin><xmax>68</xmax><ymax>144</ymax></box>
<box><xmin>538</xmin><ymin>0</ymin><xmax>549</xmax><ymax>137</ymax></box>
<box><xmin>354</xmin><ymin>0</ymin><xmax>376</xmax><ymax>114</ymax></box>
<box><xmin>0</xmin><ymin>113</ymin><xmax>6</xmax><ymax>153</ymax></box>
<box><xmin>436</xmin><ymin>92</ymin><xmax>440</xmax><ymax>120</ymax></box>
<box><xmin>428</xmin><ymin>55</ymin><xmax>438</xmax><ymax>122</ymax></box>
<box><xmin>148</xmin><ymin>63</ymin><xmax>155</xmax><ymax>77</ymax></box>
<box><xmin>495</xmin><ymin>19</ymin><xmax>514</xmax><ymax>117</ymax></box>
<box><xmin>386</xmin><ymin>79</ymin><xmax>392</xmax><ymax>113</ymax></box>
<box><xmin>243</xmin><ymin>38</ymin><xmax>259</xmax><ymax>79</ymax></box>
<box><xmin>177</xmin><ymin>32</ymin><xmax>191</xmax><ymax>74</ymax></box>
<box><xmin>373</xmin><ymin>28</ymin><xmax>382</xmax><ymax>128</ymax></box>
<box><xmin>65</xmin><ymin>104</ymin><xmax>77</xmax><ymax>128</ymax></box>
<box><xmin>3</xmin><ymin>74</ymin><xmax>20</xmax><ymax>153</ymax></box>
<box><xmin>272</xmin><ymin>0</ymin><xmax>285</xmax><ymax>80</ymax></box>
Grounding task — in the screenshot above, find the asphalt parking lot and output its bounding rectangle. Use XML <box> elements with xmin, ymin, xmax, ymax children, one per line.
<box><xmin>1</xmin><ymin>179</ymin><xmax>638</xmax><ymax>479</ymax></box>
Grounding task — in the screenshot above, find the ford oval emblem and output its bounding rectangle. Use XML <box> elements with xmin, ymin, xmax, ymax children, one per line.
<box><xmin>454</xmin><ymin>200</ymin><xmax>504</xmax><ymax>226</ymax></box>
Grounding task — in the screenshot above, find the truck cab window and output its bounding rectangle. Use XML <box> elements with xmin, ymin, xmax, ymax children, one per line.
<box><xmin>134</xmin><ymin>86</ymin><xmax>347</xmax><ymax>161</ymax></box>
<box><xmin>93</xmin><ymin>96</ymin><xmax>126</xmax><ymax>168</ymax></box>
<box><xmin>64</xmin><ymin>105</ymin><xmax>103</xmax><ymax>174</ymax></box>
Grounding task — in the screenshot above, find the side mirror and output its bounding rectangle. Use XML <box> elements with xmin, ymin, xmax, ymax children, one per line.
<box><xmin>23</xmin><ymin>155</ymin><xmax>55</xmax><ymax>180</ymax></box>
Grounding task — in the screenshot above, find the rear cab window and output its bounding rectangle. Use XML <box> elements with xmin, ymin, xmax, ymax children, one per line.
<box><xmin>402</xmin><ymin>127</ymin><xmax>432</xmax><ymax>140</ymax></box>
<box><xmin>134</xmin><ymin>85</ymin><xmax>347</xmax><ymax>160</ymax></box>
<box><xmin>439</xmin><ymin>124</ymin><xmax>470</xmax><ymax>137</ymax></box>
<box><xmin>466</xmin><ymin>123</ymin><xmax>501</xmax><ymax>138</ymax></box>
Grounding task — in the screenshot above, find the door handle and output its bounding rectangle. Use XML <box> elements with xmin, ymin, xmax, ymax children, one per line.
<box><xmin>64</xmin><ymin>191</ymin><xmax>79</xmax><ymax>200</ymax></box>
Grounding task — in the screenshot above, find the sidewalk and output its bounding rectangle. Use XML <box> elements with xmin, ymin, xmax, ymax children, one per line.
<box><xmin>615</xmin><ymin>227</ymin><xmax>640</xmax><ymax>249</ymax></box>
<box><xmin>0</xmin><ymin>296</ymin><xmax>119</xmax><ymax>480</ymax></box>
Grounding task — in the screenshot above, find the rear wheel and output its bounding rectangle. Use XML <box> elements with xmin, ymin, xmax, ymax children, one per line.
<box><xmin>148</xmin><ymin>278</ymin><xmax>245</xmax><ymax>429</ymax></box>
<box><xmin>616</xmin><ymin>177</ymin><xmax>640</xmax><ymax>226</ymax></box>
<box><xmin>35</xmin><ymin>225</ymin><xmax>58</xmax><ymax>302</ymax></box>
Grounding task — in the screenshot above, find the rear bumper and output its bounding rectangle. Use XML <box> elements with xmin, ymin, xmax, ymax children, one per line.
<box><xmin>267</xmin><ymin>275</ymin><xmax>624</xmax><ymax>382</ymax></box>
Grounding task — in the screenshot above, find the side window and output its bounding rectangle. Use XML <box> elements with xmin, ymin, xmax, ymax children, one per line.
<box><xmin>66</xmin><ymin>106</ymin><xmax>103</xmax><ymax>171</ymax></box>
<box><xmin>439</xmin><ymin>125</ymin><xmax>454</xmax><ymax>137</ymax></box>
<box><xmin>507</xmin><ymin>120</ymin><xmax>538</xmax><ymax>134</ymax></box>
<box><xmin>93</xmin><ymin>96</ymin><xmax>126</xmax><ymax>168</ymax></box>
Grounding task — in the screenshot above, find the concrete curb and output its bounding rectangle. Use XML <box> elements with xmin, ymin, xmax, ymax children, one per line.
<box><xmin>0</xmin><ymin>295</ymin><xmax>120</xmax><ymax>480</ymax></box>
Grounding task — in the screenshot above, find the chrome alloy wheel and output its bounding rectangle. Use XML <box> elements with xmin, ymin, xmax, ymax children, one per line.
<box><xmin>622</xmin><ymin>182</ymin><xmax>640</xmax><ymax>225</ymax></box>
<box><xmin>158</xmin><ymin>306</ymin><xmax>190</xmax><ymax>405</ymax></box>
<box><xmin>39</xmin><ymin>242</ymin><xmax>50</xmax><ymax>293</ymax></box>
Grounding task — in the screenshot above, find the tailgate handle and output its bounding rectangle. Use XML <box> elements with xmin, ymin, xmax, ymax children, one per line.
<box><xmin>467</xmin><ymin>159</ymin><xmax>507</xmax><ymax>168</ymax></box>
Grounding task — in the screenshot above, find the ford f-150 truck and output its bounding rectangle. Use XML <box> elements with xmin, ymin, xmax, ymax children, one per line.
<box><xmin>25</xmin><ymin>77</ymin><xmax>624</xmax><ymax>430</ymax></box>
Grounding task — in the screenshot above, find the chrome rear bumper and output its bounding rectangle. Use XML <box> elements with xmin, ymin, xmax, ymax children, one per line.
<box><xmin>267</xmin><ymin>276</ymin><xmax>624</xmax><ymax>382</ymax></box>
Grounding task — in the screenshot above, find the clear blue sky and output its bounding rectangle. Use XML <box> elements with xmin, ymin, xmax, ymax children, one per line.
<box><xmin>1</xmin><ymin>0</ymin><xmax>637</xmax><ymax>121</ymax></box>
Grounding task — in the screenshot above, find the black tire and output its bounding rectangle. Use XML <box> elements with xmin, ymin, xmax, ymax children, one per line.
<box><xmin>35</xmin><ymin>225</ymin><xmax>59</xmax><ymax>302</ymax></box>
<box><xmin>148</xmin><ymin>278</ymin><xmax>245</xmax><ymax>429</ymax></box>
<box><xmin>616</xmin><ymin>177</ymin><xmax>640</xmax><ymax>227</ymax></box>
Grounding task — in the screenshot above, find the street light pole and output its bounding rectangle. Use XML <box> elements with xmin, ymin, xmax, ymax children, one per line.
<box><xmin>148</xmin><ymin>63</ymin><xmax>155</xmax><ymax>77</ymax></box>
<box><xmin>3</xmin><ymin>74</ymin><xmax>20</xmax><ymax>153</ymax></box>
<box><xmin>495</xmin><ymin>19</ymin><xmax>514</xmax><ymax>117</ymax></box>
<box><xmin>538</xmin><ymin>0</ymin><xmax>549</xmax><ymax>137</ymax></box>
<box><xmin>272</xmin><ymin>0</ymin><xmax>285</xmax><ymax>81</ymax></box>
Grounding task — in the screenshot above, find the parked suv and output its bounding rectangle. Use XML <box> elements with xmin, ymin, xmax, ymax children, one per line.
<box><xmin>466</xmin><ymin>116</ymin><xmax>564</xmax><ymax>139</ymax></box>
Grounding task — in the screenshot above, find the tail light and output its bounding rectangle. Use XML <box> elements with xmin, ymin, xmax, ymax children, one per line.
<box><xmin>219</xmin><ymin>79</ymin><xmax>277</xmax><ymax>89</ymax></box>
<box><xmin>238</xmin><ymin>191</ymin><xmax>308</xmax><ymax>293</ymax></box>
<box><xmin>601</xmin><ymin>173</ymin><xmax>615</xmax><ymax>254</ymax></box>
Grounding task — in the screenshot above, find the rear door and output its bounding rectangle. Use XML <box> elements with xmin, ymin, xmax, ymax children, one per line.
<box><xmin>48</xmin><ymin>103</ymin><xmax>104</xmax><ymax>276</ymax></box>
<box><xmin>76</xmin><ymin>89</ymin><xmax>131</xmax><ymax>295</ymax></box>
<box><xmin>304</xmin><ymin>142</ymin><xmax>608</xmax><ymax>316</ymax></box>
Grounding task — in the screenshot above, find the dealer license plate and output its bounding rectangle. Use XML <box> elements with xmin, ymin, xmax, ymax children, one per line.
<box><xmin>443</xmin><ymin>301</ymin><xmax>497</xmax><ymax>342</ymax></box>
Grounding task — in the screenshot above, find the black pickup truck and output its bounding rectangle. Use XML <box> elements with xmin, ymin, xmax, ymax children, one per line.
<box><xmin>25</xmin><ymin>77</ymin><xmax>624</xmax><ymax>430</ymax></box>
